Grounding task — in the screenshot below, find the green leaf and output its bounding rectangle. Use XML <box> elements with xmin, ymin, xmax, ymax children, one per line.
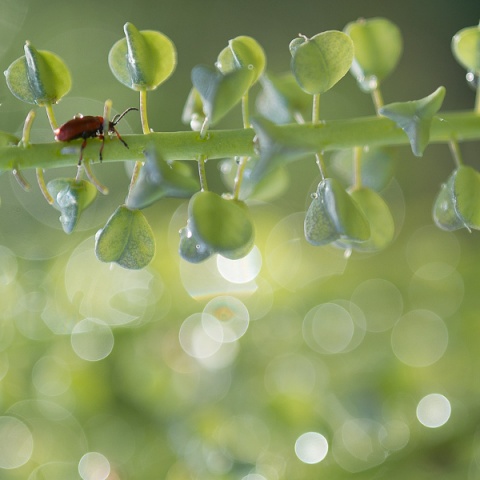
<box><xmin>290</xmin><ymin>31</ymin><xmax>354</xmax><ymax>95</ymax></box>
<box><xmin>344</xmin><ymin>17</ymin><xmax>403</xmax><ymax>90</ymax></box>
<box><xmin>188</xmin><ymin>191</ymin><xmax>254</xmax><ymax>258</ymax></box>
<box><xmin>181</xmin><ymin>87</ymin><xmax>206</xmax><ymax>131</ymax></box>
<box><xmin>47</xmin><ymin>178</ymin><xmax>97</xmax><ymax>234</ymax></box>
<box><xmin>433</xmin><ymin>171</ymin><xmax>464</xmax><ymax>231</ymax></box>
<box><xmin>179</xmin><ymin>225</ymin><xmax>214</xmax><ymax>263</ymax></box>
<box><xmin>191</xmin><ymin>64</ymin><xmax>254</xmax><ymax>126</ymax></box>
<box><xmin>304</xmin><ymin>178</ymin><xmax>370</xmax><ymax>246</ymax></box>
<box><xmin>108</xmin><ymin>22</ymin><xmax>177</xmax><ymax>91</ymax></box>
<box><xmin>451</xmin><ymin>25</ymin><xmax>480</xmax><ymax>74</ymax></box>
<box><xmin>341</xmin><ymin>187</ymin><xmax>395</xmax><ymax>252</ymax></box>
<box><xmin>255</xmin><ymin>72</ymin><xmax>312</xmax><ymax>124</ymax></box>
<box><xmin>216</xmin><ymin>35</ymin><xmax>266</xmax><ymax>86</ymax></box>
<box><xmin>126</xmin><ymin>146</ymin><xmax>199</xmax><ymax>210</ymax></box>
<box><xmin>378</xmin><ymin>86</ymin><xmax>446</xmax><ymax>156</ymax></box>
<box><xmin>5</xmin><ymin>41</ymin><xmax>71</xmax><ymax>106</ymax></box>
<box><xmin>452</xmin><ymin>165</ymin><xmax>480</xmax><ymax>230</ymax></box>
<box><xmin>95</xmin><ymin>205</ymin><xmax>155</xmax><ymax>269</ymax></box>
<box><xmin>0</xmin><ymin>132</ymin><xmax>20</xmax><ymax>146</ymax></box>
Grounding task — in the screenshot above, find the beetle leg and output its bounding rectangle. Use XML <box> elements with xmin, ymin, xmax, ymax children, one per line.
<box><xmin>113</xmin><ymin>128</ymin><xmax>129</xmax><ymax>149</ymax></box>
<box><xmin>98</xmin><ymin>133</ymin><xmax>105</xmax><ymax>162</ymax></box>
<box><xmin>78</xmin><ymin>138</ymin><xmax>88</xmax><ymax>165</ymax></box>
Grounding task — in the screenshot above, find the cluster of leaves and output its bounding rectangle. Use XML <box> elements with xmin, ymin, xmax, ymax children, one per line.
<box><xmin>1</xmin><ymin>19</ymin><xmax>480</xmax><ymax>269</ymax></box>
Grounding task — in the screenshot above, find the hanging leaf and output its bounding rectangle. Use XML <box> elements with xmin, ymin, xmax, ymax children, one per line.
<box><xmin>191</xmin><ymin>64</ymin><xmax>254</xmax><ymax>125</ymax></box>
<box><xmin>379</xmin><ymin>86</ymin><xmax>446</xmax><ymax>156</ymax></box>
<box><xmin>95</xmin><ymin>205</ymin><xmax>155</xmax><ymax>269</ymax></box>
<box><xmin>433</xmin><ymin>171</ymin><xmax>464</xmax><ymax>231</ymax></box>
<box><xmin>126</xmin><ymin>146</ymin><xmax>199</xmax><ymax>210</ymax></box>
<box><xmin>216</xmin><ymin>35</ymin><xmax>266</xmax><ymax>86</ymax></box>
<box><xmin>451</xmin><ymin>24</ymin><xmax>480</xmax><ymax>74</ymax></box>
<box><xmin>109</xmin><ymin>22</ymin><xmax>177</xmax><ymax>91</ymax></box>
<box><xmin>5</xmin><ymin>41</ymin><xmax>71</xmax><ymax>105</ymax></box>
<box><xmin>452</xmin><ymin>165</ymin><xmax>480</xmax><ymax>230</ymax></box>
<box><xmin>179</xmin><ymin>224</ymin><xmax>214</xmax><ymax>263</ymax></box>
<box><xmin>290</xmin><ymin>30</ymin><xmax>354</xmax><ymax>95</ymax></box>
<box><xmin>187</xmin><ymin>191</ymin><xmax>254</xmax><ymax>259</ymax></box>
<box><xmin>344</xmin><ymin>17</ymin><xmax>403</xmax><ymax>91</ymax></box>
<box><xmin>47</xmin><ymin>178</ymin><xmax>97</xmax><ymax>234</ymax></box>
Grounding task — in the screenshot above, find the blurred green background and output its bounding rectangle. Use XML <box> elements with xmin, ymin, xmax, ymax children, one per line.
<box><xmin>0</xmin><ymin>0</ymin><xmax>480</xmax><ymax>479</ymax></box>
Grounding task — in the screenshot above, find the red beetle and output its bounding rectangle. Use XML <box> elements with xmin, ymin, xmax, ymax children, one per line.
<box><xmin>54</xmin><ymin>107</ymin><xmax>138</xmax><ymax>165</ymax></box>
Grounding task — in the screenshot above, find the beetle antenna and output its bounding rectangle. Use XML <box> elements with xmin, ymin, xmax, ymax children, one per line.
<box><xmin>111</xmin><ymin>107</ymin><xmax>139</xmax><ymax>126</ymax></box>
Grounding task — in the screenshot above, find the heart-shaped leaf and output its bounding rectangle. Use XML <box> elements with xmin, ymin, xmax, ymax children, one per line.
<box><xmin>344</xmin><ymin>17</ymin><xmax>403</xmax><ymax>90</ymax></box>
<box><xmin>126</xmin><ymin>146</ymin><xmax>199</xmax><ymax>210</ymax></box>
<box><xmin>452</xmin><ymin>165</ymin><xmax>480</xmax><ymax>230</ymax></box>
<box><xmin>339</xmin><ymin>187</ymin><xmax>395</xmax><ymax>252</ymax></box>
<box><xmin>452</xmin><ymin>25</ymin><xmax>480</xmax><ymax>74</ymax></box>
<box><xmin>5</xmin><ymin>41</ymin><xmax>71</xmax><ymax>106</ymax></box>
<box><xmin>290</xmin><ymin>30</ymin><xmax>354</xmax><ymax>95</ymax></box>
<box><xmin>379</xmin><ymin>86</ymin><xmax>446</xmax><ymax>157</ymax></box>
<box><xmin>304</xmin><ymin>178</ymin><xmax>370</xmax><ymax>246</ymax></box>
<box><xmin>179</xmin><ymin>224</ymin><xmax>214</xmax><ymax>263</ymax></box>
<box><xmin>108</xmin><ymin>22</ymin><xmax>177</xmax><ymax>91</ymax></box>
<box><xmin>47</xmin><ymin>178</ymin><xmax>97</xmax><ymax>234</ymax></box>
<box><xmin>95</xmin><ymin>205</ymin><xmax>155</xmax><ymax>269</ymax></box>
<box><xmin>191</xmin><ymin>64</ymin><xmax>254</xmax><ymax>125</ymax></box>
<box><xmin>216</xmin><ymin>35</ymin><xmax>266</xmax><ymax>86</ymax></box>
<box><xmin>433</xmin><ymin>171</ymin><xmax>464</xmax><ymax>231</ymax></box>
<box><xmin>188</xmin><ymin>191</ymin><xmax>254</xmax><ymax>258</ymax></box>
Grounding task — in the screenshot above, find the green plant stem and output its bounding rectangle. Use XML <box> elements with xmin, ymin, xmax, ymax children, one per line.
<box><xmin>1</xmin><ymin>111</ymin><xmax>480</xmax><ymax>172</ymax></box>
<box><xmin>232</xmin><ymin>93</ymin><xmax>251</xmax><ymax>199</ymax></box>
<box><xmin>139</xmin><ymin>89</ymin><xmax>150</xmax><ymax>134</ymax></box>
<box><xmin>198</xmin><ymin>154</ymin><xmax>208</xmax><ymax>191</ymax></box>
<box><xmin>475</xmin><ymin>80</ymin><xmax>480</xmax><ymax>114</ymax></box>
<box><xmin>312</xmin><ymin>93</ymin><xmax>326</xmax><ymax>178</ymax></box>
<box><xmin>371</xmin><ymin>87</ymin><xmax>384</xmax><ymax>112</ymax></box>
<box><xmin>45</xmin><ymin>104</ymin><xmax>58</xmax><ymax>131</ymax></box>
<box><xmin>353</xmin><ymin>146</ymin><xmax>362</xmax><ymax>190</ymax></box>
<box><xmin>448</xmin><ymin>138</ymin><xmax>464</xmax><ymax>167</ymax></box>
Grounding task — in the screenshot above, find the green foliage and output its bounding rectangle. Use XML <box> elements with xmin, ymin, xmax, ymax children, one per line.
<box><xmin>451</xmin><ymin>24</ymin><xmax>480</xmax><ymax>74</ymax></box>
<box><xmin>289</xmin><ymin>31</ymin><xmax>354</xmax><ymax>94</ymax></box>
<box><xmin>46</xmin><ymin>178</ymin><xmax>97</xmax><ymax>234</ymax></box>
<box><xmin>95</xmin><ymin>205</ymin><xmax>155</xmax><ymax>269</ymax></box>
<box><xmin>4</xmin><ymin>41</ymin><xmax>71</xmax><ymax>106</ymax></box>
<box><xmin>345</xmin><ymin>17</ymin><xmax>403</xmax><ymax>90</ymax></box>
<box><xmin>108</xmin><ymin>22</ymin><xmax>177</xmax><ymax>91</ymax></box>
<box><xmin>379</xmin><ymin>86</ymin><xmax>446</xmax><ymax>156</ymax></box>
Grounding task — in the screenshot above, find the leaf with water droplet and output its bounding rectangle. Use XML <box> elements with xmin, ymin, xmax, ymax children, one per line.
<box><xmin>216</xmin><ymin>35</ymin><xmax>266</xmax><ymax>86</ymax></box>
<box><xmin>344</xmin><ymin>17</ymin><xmax>403</xmax><ymax>89</ymax></box>
<box><xmin>433</xmin><ymin>171</ymin><xmax>464</xmax><ymax>231</ymax></box>
<box><xmin>188</xmin><ymin>191</ymin><xmax>254</xmax><ymax>259</ymax></box>
<box><xmin>126</xmin><ymin>146</ymin><xmax>199</xmax><ymax>210</ymax></box>
<box><xmin>179</xmin><ymin>224</ymin><xmax>214</xmax><ymax>263</ymax></box>
<box><xmin>108</xmin><ymin>22</ymin><xmax>177</xmax><ymax>91</ymax></box>
<box><xmin>451</xmin><ymin>24</ymin><xmax>480</xmax><ymax>74</ymax></box>
<box><xmin>47</xmin><ymin>178</ymin><xmax>97</xmax><ymax>234</ymax></box>
<box><xmin>290</xmin><ymin>30</ymin><xmax>354</xmax><ymax>95</ymax></box>
<box><xmin>5</xmin><ymin>41</ymin><xmax>71</xmax><ymax>106</ymax></box>
<box><xmin>379</xmin><ymin>86</ymin><xmax>445</xmax><ymax>157</ymax></box>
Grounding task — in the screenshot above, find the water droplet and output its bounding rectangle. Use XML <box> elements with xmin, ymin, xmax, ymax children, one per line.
<box><xmin>358</xmin><ymin>75</ymin><xmax>379</xmax><ymax>93</ymax></box>
<box><xmin>466</xmin><ymin>71</ymin><xmax>479</xmax><ymax>91</ymax></box>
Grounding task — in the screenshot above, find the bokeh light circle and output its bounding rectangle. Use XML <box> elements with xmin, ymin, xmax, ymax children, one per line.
<box><xmin>391</xmin><ymin>310</ymin><xmax>448</xmax><ymax>367</ymax></box>
<box><xmin>71</xmin><ymin>318</ymin><xmax>114</xmax><ymax>361</ymax></box>
<box><xmin>416</xmin><ymin>394</ymin><xmax>451</xmax><ymax>428</ymax></box>
<box><xmin>179</xmin><ymin>313</ymin><xmax>223</xmax><ymax>359</ymax></box>
<box><xmin>295</xmin><ymin>432</ymin><xmax>329</xmax><ymax>464</ymax></box>
<box><xmin>78</xmin><ymin>452</ymin><xmax>110</xmax><ymax>480</ymax></box>
<box><xmin>32</xmin><ymin>356</ymin><xmax>71</xmax><ymax>396</ymax></box>
<box><xmin>0</xmin><ymin>416</ymin><xmax>34</xmax><ymax>469</ymax></box>
<box><xmin>217</xmin><ymin>246</ymin><xmax>262</xmax><ymax>284</ymax></box>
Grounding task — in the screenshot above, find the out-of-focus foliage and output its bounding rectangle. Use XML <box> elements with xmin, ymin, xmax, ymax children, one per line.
<box><xmin>0</xmin><ymin>1</ymin><xmax>479</xmax><ymax>480</ymax></box>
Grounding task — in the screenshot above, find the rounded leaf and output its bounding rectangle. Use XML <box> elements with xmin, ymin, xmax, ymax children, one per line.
<box><xmin>344</xmin><ymin>187</ymin><xmax>395</xmax><ymax>251</ymax></box>
<box><xmin>433</xmin><ymin>172</ymin><xmax>464</xmax><ymax>231</ymax></box>
<box><xmin>108</xmin><ymin>22</ymin><xmax>177</xmax><ymax>91</ymax></box>
<box><xmin>179</xmin><ymin>225</ymin><xmax>214</xmax><ymax>263</ymax></box>
<box><xmin>216</xmin><ymin>36</ymin><xmax>266</xmax><ymax>86</ymax></box>
<box><xmin>126</xmin><ymin>146</ymin><xmax>199</xmax><ymax>210</ymax></box>
<box><xmin>344</xmin><ymin>17</ymin><xmax>403</xmax><ymax>89</ymax></box>
<box><xmin>5</xmin><ymin>42</ymin><xmax>71</xmax><ymax>105</ymax></box>
<box><xmin>452</xmin><ymin>165</ymin><xmax>480</xmax><ymax>230</ymax></box>
<box><xmin>188</xmin><ymin>191</ymin><xmax>254</xmax><ymax>258</ymax></box>
<box><xmin>191</xmin><ymin>64</ymin><xmax>254</xmax><ymax>125</ymax></box>
<box><xmin>47</xmin><ymin>178</ymin><xmax>97</xmax><ymax>234</ymax></box>
<box><xmin>452</xmin><ymin>25</ymin><xmax>480</xmax><ymax>74</ymax></box>
<box><xmin>290</xmin><ymin>31</ymin><xmax>354</xmax><ymax>95</ymax></box>
<box><xmin>95</xmin><ymin>205</ymin><xmax>155</xmax><ymax>269</ymax></box>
